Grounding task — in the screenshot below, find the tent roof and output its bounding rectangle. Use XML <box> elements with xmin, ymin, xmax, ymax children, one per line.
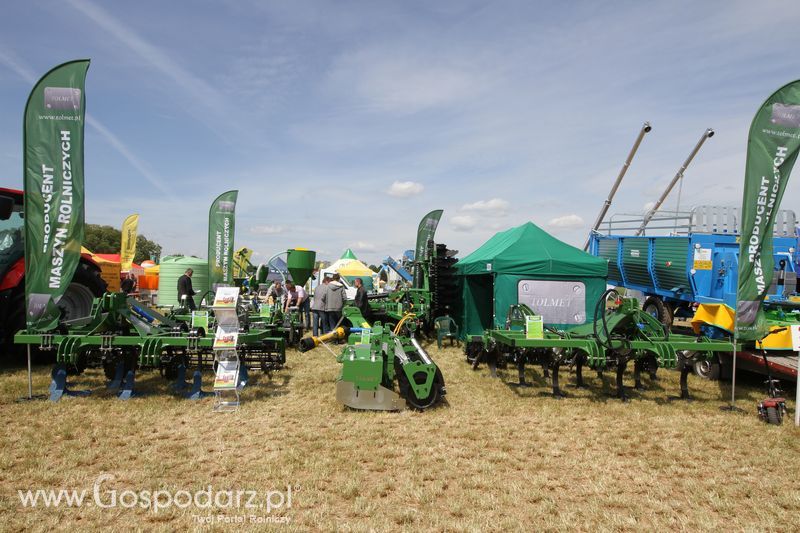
<box><xmin>456</xmin><ymin>222</ymin><xmax>607</xmax><ymax>277</ymax></box>
<box><xmin>340</xmin><ymin>248</ymin><xmax>358</xmax><ymax>260</ymax></box>
<box><xmin>323</xmin><ymin>257</ymin><xmax>373</xmax><ymax>276</ymax></box>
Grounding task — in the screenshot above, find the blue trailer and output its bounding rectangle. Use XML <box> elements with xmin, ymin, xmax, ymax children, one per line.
<box><xmin>589</xmin><ymin>206</ymin><xmax>799</xmax><ymax>380</ymax></box>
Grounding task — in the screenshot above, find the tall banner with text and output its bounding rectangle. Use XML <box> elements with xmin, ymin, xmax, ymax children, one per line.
<box><xmin>120</xmin><ymin>213</ymin><xmax>139</xmax><ymax>271</ymax></box>
<box><xmin>23</xmin><ymin>60</ymin><xmax>89</xmax><ymax>331</ymax></box>
<box><xmin>413</xmin><ymin>209</ymin><xmax>443</xmax><ymax>288</ymax></box>
<box><xmin>208</xmin><ymin>190</ymin><xmax>238</xmax><ymax>289</ymax></box>
<box><xmin>736</xmin><ymin>80</ymin><xmax>800</xmax><ymax>340</ymax></box>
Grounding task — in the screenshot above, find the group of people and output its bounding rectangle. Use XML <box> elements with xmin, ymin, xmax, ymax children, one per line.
<box><xmin>175</xmin><ymin>266</ymin><xmax>371</xmax><ymax>338</ymax></box>
<box><xmin>310</xmin><ymin>274</ymin><xmax>348</xmax><ymax>336</ymax></box>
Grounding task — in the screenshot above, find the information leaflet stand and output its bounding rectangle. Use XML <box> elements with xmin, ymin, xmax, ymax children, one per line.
<box><xmin>211</xmin><ymin>287</ymin><xmax>244</xmax><ymax>412</ymax></box>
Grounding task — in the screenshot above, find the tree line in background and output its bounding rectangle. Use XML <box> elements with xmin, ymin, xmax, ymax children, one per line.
<box><xmin>84</xmin><ymin>224</ymin><xmax>163</xmax><ymax>265</ymax></box>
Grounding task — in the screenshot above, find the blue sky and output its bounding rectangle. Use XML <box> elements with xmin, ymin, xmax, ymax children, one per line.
<box><xmin>2</xmin><ymin>0</ymin><xmax>800</xmax><ymax>265</ymax></box>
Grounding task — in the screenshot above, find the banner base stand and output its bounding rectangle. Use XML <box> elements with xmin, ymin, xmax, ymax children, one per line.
<box><xmin>15</xmin><ymin>394</ymin><xmax>48</xmax><ymax>403</ymax></box>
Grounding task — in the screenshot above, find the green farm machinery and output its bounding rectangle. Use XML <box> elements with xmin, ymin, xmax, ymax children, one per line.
<box><xmin>299</xmin><ymin>310</ymin><xmax>446</xmax><ymax>411</ymax></box>
<box><xmin>14</xmin><ymin>291</ymin><xmax>285</xmax><ymax>400</ymax></box>
<box><xmin>14</xmin><ymin>248</ymin><xmax>317</xmax><ymax>401</ymax></box>
<box><xmin>466</xmin><ymin>289</ymin><xmax>737</xmax><ymax>400</ymax></box>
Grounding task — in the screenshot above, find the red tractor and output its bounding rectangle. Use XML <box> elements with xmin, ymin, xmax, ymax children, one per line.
<box><xmin>0</xmin><ymin>187</ymin><xmax>106</xmax><ymax>355</ymax></box>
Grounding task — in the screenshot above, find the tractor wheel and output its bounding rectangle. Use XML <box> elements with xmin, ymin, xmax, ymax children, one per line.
<box><xmin>3</xmin><ymin>291</ymin><xmax>27</xmax><ymax>361</ymax></box>
<box><xmin>57</xmin><ymin>262</ymin><xmax>107</xmax><ymax>321</ymax></box>
<box><xmin>643</xmin><ymin>297</ymin><xmax>673</xmax><ymax>328</ymax></box>
<box><xmin>766</xmin><ymin>406</ymin><xmax>782</xmax><ymax>425</ymax></box>
<box><xmin>693</xmin><ymin>356</ymin><xmax>721</xmax><ymax>380</ymax></box>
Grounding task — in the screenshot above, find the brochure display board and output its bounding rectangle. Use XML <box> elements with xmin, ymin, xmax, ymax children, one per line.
<box><xmin>211</xmin><ymin>287</ymin><xmax>245</xmax><ymax>412</ymax></box>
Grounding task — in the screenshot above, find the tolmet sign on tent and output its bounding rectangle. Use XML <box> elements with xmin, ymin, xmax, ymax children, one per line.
<box><xmin>120</xmin><ymin>213</ymin><xmax>139</xmax><ymax>271</ymax></box>
<box><xmin>208</xmin><ymin>190</ymin><xmax>238</xmax><ymax>289</ymax></box>
<box><xmin>736</xmin><ymin>80</ymin><xmax>800</xmax><ymax>340</ymax></box>
<box><xmin>23</xmin><ymin>60</ymin><xmax>89</xmax><ymax>331</ymax></box>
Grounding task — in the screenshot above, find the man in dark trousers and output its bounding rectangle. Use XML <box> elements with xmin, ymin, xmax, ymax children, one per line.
<box><xmin>353</xmin><ymin>277</ymin><xmax>370</xmax><ymax>320</ymax></box>
<box><xmin>177</xmin><ymin>268</ymin><xmax>197</xmax><ymax>310</ymax></box>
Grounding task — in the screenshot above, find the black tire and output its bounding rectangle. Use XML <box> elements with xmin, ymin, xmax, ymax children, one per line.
<box><xmin>766</xmin><ymin>406</ymin><xmax>782</xmax><ymax>425</ymax></box>
<box><xmin>3</xmin><ymin>290</ymin><xmax>27</xmax><ymax>360</ymax></box>
<box><xmin>57</xmin><ymin>262</ymin><xmax>107</xmax><ymax>321</ymax></box>
<box><xmin>643</xmin><ymin>296</ymin><xmax>673</xmax><ymax>328</ymax></box>
<box><xmin>693</xmin><ymin>356</ymin><xmax>721</xmax><ymax>380</ymax></box>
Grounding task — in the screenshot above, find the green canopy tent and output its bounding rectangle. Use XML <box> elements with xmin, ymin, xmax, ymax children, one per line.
<box><xmin>456</xmin><ymin>222</ymin><xmax>608</xmax><ymax>336</ymax></box>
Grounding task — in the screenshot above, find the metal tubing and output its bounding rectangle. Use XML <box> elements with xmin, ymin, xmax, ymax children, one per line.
<box><xmin>409</xmin><ymin>336</ymin><xmax>433</xmax><ymax>365</ymax></box>
<box><xmin>635</xmin><ymin>128</ymin><xmax>714</xmax><ymax>236</ymax></box>
<box><xmin>584</xmin><ymin>122</ymin><xmax>651</xmax><ymax>250</ymax></box>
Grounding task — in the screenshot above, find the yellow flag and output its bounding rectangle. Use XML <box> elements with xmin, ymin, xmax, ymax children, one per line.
<box><xmin>120</xmin><ymin>214</ymin><xmax>139</xmax><ymax>271</ymax></box>
<box><xmin>233</xmin><ymin>246</ymin><xmax>253</xmax><ymax>278</ymax></box>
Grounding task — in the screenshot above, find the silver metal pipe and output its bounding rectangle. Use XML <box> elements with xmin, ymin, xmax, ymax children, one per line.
<box><xmin>409</xmin><ymin>336</ymin><xmax>433</xmax><ymax>365</ymax></box>
<box><xmin>635</xmin><ymin>128</ymin><xmax>714</xmax><ymax>236</ymax></box>
<box><xmin>584</xmin><ymin>122</ymin><xmax>652</xmax><ymax>250</ymax></box>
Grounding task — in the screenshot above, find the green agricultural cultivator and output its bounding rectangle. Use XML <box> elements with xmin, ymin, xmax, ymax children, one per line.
<box><xmin>14</xmin><ymin>248</ymin><xmax>317</xmax><ymax>402</ymax></box>
<box><xmin>14</xmin><ymin>292</ymin><xmax>284</xmax><ymax>401</ymax></box>
<box><xmin>466</xmin><ymin>290</ymin><xmax>737</xmax><ymax>401</ymax></box>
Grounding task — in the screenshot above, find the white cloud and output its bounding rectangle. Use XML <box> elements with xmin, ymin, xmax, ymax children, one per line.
<box><xmin>461</xmin><ymin>198</ymin><xmax>510</xmax><ymax>216</ymax></box>
<box><xmin>351</xmin><ymin>241</ymin><xmax>377</xmax><ymax>252</ymax></box>
<box><xmin>387</xmin><ymin>180</ymin><xmax>424</xmax><ymax>197</ymax></box>
<box><xmin>451</xmin><ymin>215</ymin><xmax>477</xmax><ymax>232</ymax></box>
<box><xmin>329</xmin><ymin>48</ymin><xmax>485</xmax><ymax>114</ymax></box>
<box><xmin>250</xmin><ymin>225</ymin><xmax>285</xmax><ymax>235</ymax></box>
<box><xmin>547</xmin><ymin>214</ymin><xmax>585</xmax><ymax>230</ymax></box>
<box><xmin>643</xmin><ymin>201</ymin><xmax>656</xmax><ymax>212</ymax></box>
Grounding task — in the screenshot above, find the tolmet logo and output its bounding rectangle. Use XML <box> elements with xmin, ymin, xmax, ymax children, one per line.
<box><xmin>771</xmin><ymin>103</ymin><xmax>800</xmax><ymax>128</ymax></box>
<box><xmin>44</xmin><ymin>87</ymin><xmax>81</xmax><ymax>111</ymax></box>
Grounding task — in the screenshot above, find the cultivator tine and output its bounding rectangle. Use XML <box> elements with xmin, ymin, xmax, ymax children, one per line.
<box><xmin>238</xmin><ymin>364</ymin><xmax>249</xmax><ymax>390</ymax></box>
<box><xmin>118</xmin><ymin>370</ymin><xmax>136</xmax><ymax>400</ymax></box>
<box><xmin>634</xmin><ymin>359</ymin><xmax>644</xmax><ymax>390</ymax></box>
<box><xmin>615</xmin><ymin>359</ymin><xmax>628</xmax><ymax>401</ymax></box>
<box><xmin>516</xmin><ymin>358</ymin><xmax>529</xmax><ymax>387</ymax></box>
<box><xmin>49</xmin><ymin>367</ymin><xmax>67</xmax><ymax>402</ymax></box>
<box><xmin>573</xmin><ymin>353</ymin><xmax>588</xmax><ymax>389</ymax></box>
<box><xmin>171</xmin><ymin>363</ymin><xmax>190</xmax><ymax>392</ymax></box>
<box><xmin>186</xmin><ymin>371</ymin><xmax>212</xmax><ymax>400</ymax></box>
<box><xmin>107</xmin><ymin>361</ymin><xmax>125</xmax><ymax>390</ymax></box>
<box><xmin>48</xmin><ymin>364</ymin><xmax>91</xmax><ymax>402</ymax></box>
<box><xmin>488</xmin><ymin>360</ymin><xmax>497</xmax><ymax>378</ymax></box>
<box><xmin>551</xmin><ymin>362</ymin><xmax>566</xmax><ymax>398</ymax></box>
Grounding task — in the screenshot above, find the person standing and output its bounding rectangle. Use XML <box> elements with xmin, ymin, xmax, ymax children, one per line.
<box><xmin>353</xmin><ymin>277</ymin><xmax>370</xmax><ymax>320</ymax></box>
<box><xmin>283</xmin><ymin>280</ymin><xmax>299</xmax><ymax>313</ymax></box>
<box><xmin>296</xmin><ymin>282</ymin><xmax>310</xmax><ymax>329</ymax></box>
<box><xmin>177</xmin><ymin>268</ymin><xmax>197</xmax><ymax>311</ymax></box>
<box><xmin>325</xmin><ymin>274</ymin><xmax>346</xmax><ymax>332</ymax></box>
<box><xmin>311</xmin><ymin>277</ymin><xmax>329</xmax><ymax>336</ymax></box>
<box><xmin>265</xmin><ymin>280</ymin><xmax>284</xmax><ymax>306</ymax></box>
<box><xmin>120</xmin><ymin>272</ymin><xmax>137</xmax><ymax>295</ymax></box>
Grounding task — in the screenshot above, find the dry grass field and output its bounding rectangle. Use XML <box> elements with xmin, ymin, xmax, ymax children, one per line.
<box><xmin>0</xmin><ymin>341</ymin><xmax>798</xmax><ymax>532</ymax></box>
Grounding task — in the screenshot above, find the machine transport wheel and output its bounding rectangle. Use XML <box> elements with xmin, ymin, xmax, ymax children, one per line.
<box><xmin>693</xmin><ymin>356</ymin><xmax>721</xmax><ymax>380</ymax></box>
<box><xmin>57</xmin><ymin>262</ymin><xmax>107</xmax><ymax>321</ymax></box>
<box><xmin>766</xmin><ymin>406</ymin><xmax>782</xmax><ymax>425</ymax></box>
<box><xmin>642</xmin><ymin>296</ymin><xmax>673</xmax><ymax>328</ymax></box>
